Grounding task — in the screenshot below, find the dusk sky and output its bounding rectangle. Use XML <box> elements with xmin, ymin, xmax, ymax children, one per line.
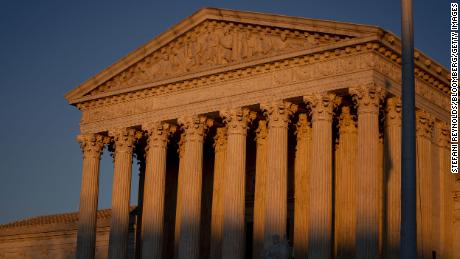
<box><xmin>0</xmin><ymin>0</ymin><xmax>450</xmax><ymax>224</ymax></box>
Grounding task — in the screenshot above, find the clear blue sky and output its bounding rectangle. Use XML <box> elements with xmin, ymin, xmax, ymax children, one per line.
<box><xmin>0</xmin><ymin>0</ymin><xmax>450</xmax><ymax>224</ymax></box>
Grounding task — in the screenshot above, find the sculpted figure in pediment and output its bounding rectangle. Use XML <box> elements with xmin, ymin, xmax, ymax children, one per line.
<box><xmin>146</xmin><ymin>50</ymin><xmax>172</xmax><ymax>78</ymax></box>
<box><xmin>183</xmin><ymin>41</ymin><xmax>196</xmax><ymax>70</ymax></box>
<box><xmin>217</xmin><ymin>27</ymin><xmax>234</xmax><ymax>64</ymax></box>
<box><xmin>246</xmin><ymin>31</ymin><xmax>265</xmax><ymax>58</ymax></box>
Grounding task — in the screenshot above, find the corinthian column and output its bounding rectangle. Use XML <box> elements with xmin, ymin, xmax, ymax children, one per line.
<box><xmin>384</xmin><ymin>97</ymin><xmax>402</xmax><ymax>258</ymax></box>
<box><xmin>140</xmin><ymin>122</ymin><xmax>172</xmax><ymax>259</ymax></box>
<box><xmin>334</xmin><ymin>106</ymin><xmax>357</xmax><ymax>258</ymax></box>
<box><xmin>177</xmin><ymin>116</ymin><xmax>209</xmax><ymax>259</ymax></box>
<box><xmin>210</xmin><ymin>127</ymin><xmax>227</xmax><ymax>259</ymax></box>
<box><xmin>434</xmin><ymin>122</ymin><xmax>452</xmax><ymax>259</ymax></box>
<box><xmin>108</xmin><ymin>128</ymin><xmax>138</xmax><ymax>259</ymax></box>
<box><xmin>303</xmin><ymin>93</ymin><xmax>340</xmax><ymax>259</ymax></box>
<box><xmin>261</xmin><ymin>100</ymin><xmax>297</xmax><ymax>257</ymax></box>
<box><xmin>253</xmin><ymin>120</ymin><xmax>268</xmax><ymax>259</ymax></box>
<box><xmin>76</xmin><ymin>134</ymin><xmax>108</xmax><ymax>259</ymax></box>
<box><xmin>416</xmin><ymin>110</ymin><xmax>434</xmax><ymax>259</ymax></box>
<box><xmin>350</xmin><ymin>86</ymin><xmax>384</xmax><ymax>259</ymax></box>
<box><xmin>220</xmin><ymin>108</ymin><xmax>255</xmax><ymax>259</ymax></box>
<box><xmin>293</xmin><ymin>114</ymin><xmax>311</xmax><ymax>259</ymax></box>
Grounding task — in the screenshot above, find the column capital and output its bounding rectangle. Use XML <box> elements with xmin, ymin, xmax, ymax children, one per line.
<box><xmin>178</xmin><ymin>115</ymin><xmax>212</xmax><ymax>142</ymax></box>
<box><xmin>416</xmin><ymin>110</ymin><xmax>435</xmax><ymax>139</ymax></box>
<box><xmin>338</xmin><ymin>106</ymin><xmax>357</xmax><ymax>135</ymax></box>
<box><xmin>435</xmin><ymin>121</ymin><xmax>450</xmax><ymax>148</ymax></box>
<box><xmin>109</xmin><ymin>128</ymin><xmax>139</xmax><ymax>155</ymax></box>
<box><xmin>350</xmin><ymin>85</ymin><xmax>385</xmax><ymax>114</ymax></box>
<box><xmin>260</xmin><ymin>100</ymin><xmax>298</xmax><ymax>128</ymax></box>
<box><xmin>177</xmin><ymin>132</ymin><xmax>186</xmax><ymax>158</ymax></box>
<box><xmin>213</xmin><ymin>127</ymin><xmax>227</xmax><ymax>153</ymax></box>
<box><xmin>142</xmin><ymin>122</ymin><xmax>175</xmax><ymax>149</ymax></box>
<box><xmin>255</xmin><ymin>120</ymin><xmax>268</xmax><ymax>145</ymax></box>
<box><xmin>76</xmin><ymin>134</ymin><xmax>109</xmax><ymax>159</ymax></box>
<box><xmin>303</xmin><ymin>92</ymin><xmax>341</xmax><ymax>122</ymax></box>
<box><xmin>220</xmin><ymin>108</ymin><xmax>257</xmax><ymax>135</ymax></box>
<box><xmin>295</xmin><ymin>114</ymin><xmax>311</xmax><ymax>141</ymax></box>
<box><xmin>385</xmin><ymin>97</ymin><xmax>402</xmax><ymax>127</ymax></box>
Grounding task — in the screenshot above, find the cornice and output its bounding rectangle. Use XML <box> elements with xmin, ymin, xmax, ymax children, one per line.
<box><xmin>378</xmin><ymin>31</ymin><xmax>449</xmax><ymax>82</ymax></box>
<box><xmin>200</xmin><ymin>8</ymin><xmax>382</xmax><ymax>37</ymax></box>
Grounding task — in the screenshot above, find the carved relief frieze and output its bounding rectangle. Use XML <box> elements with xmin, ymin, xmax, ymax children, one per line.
<box><xmin>88</xmin><ymin>20</ymin><xmax>349</xmax><ymax>96</ymax></box>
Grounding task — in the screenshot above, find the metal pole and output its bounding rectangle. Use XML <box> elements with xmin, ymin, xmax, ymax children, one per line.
<box><xmin>400</xmin><ymin>0</ymin><xmax>417</xmax><ymax>258</ymax></box>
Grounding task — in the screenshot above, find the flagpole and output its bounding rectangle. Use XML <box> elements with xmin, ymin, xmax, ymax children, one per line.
<box><xmin>400</xmin><ymin>0</ymin><xmax>417</xmax><ymax>258</ymax></box>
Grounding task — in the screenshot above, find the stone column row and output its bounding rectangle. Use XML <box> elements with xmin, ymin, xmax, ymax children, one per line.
<box><xmin>298</xmin><ymin>87</ymin><xmax>385</xmax><ymax>259</ymax></box>
<box><xmin>73</xmin><ymin>95</ymin><xmax>350</xmax><ymax>259</ymax></box>
<box><xmin>76</xmin><ymin>90</ymin><xmax>450</xmax><ymax>259</ymax></box>
<box><xmin>76</xmin><ymin>129</ymin><xmax>142</xmax><ymax>259</ymax></box>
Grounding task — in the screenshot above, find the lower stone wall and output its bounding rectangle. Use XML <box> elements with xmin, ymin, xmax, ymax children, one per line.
<box><xmin>0</xmin><ymin>211</ymin><xmax>137</xmax><ymax>259</ymax></box>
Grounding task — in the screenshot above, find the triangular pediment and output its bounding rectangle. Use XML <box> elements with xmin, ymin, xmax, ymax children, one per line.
<box><xmin>65</xmin><ymin>8</ymin><xmax>384</xmax><ymax>104</ymax></box>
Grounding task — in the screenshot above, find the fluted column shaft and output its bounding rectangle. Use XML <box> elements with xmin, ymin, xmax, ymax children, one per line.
<box><xmin>303</xmin><ymin>93</ymin><xmax>339</xmax><ymax>259</ymax></box>
<box><xmin>135</xmin><ymin>149</ymin><xmax>146</xmax><ymax>259</ymax></box>
<box><xmin>334</xmin><ymin>107</ymin><xmax>357</xmax><ymax>258</ymax></box>
<box><xmin>378</xmin><ymin>133</ymin><xmax>384</xmax><ymax>256</ymax></box>
<box><xmin>177</xmin><ymin>116</ymin><xmax>208</xmax><ymax>259</ymax></box>
<box><xmin>416</xmin><ymin>110</ymin><xmax>434</xmax><ymax>259</ymax></box>
<box><xmin>261</xmin><ymin>100</ymin><xmax>297</xmax><ymax>256</ymax></box>
<box><xmin>384</xmin><ymin>97</ymin><xmax>402</xmax><ymax>258</ymax></box>
<box><xmin>221</xmin><ymin>108</ymin><xmax>254</xmax><ymax>259</ymax></box>
<box><xmin>210</xmin><ymin>128</ymin><xmax>227</xmax><ymax>259</ymax></box>
<box><xmin>76</xmin><ymin>134</ymin><xmax>107</xmax><ymax>259</ymax></box>
<box><xmin>351</xmin><ymin>86</ymin><xmax>383</xmax><ymax>259</ymax></box>
<box><xmin>141</xmin><ymin>123</ymin><xmax>171</xmax><ymax>259</ymax></box>
<box><xmin>253</xmin><ymin>120</ymin><xmax>268</xmax><ymax>259</ymax></box>
<box><xmin>293</xmin><ymin>114</ymin><xmax>311</xmax><ymax>259</ymax></box>
<box><xmin>174</xmin><ymin>134</ymin><xmax>185</xmax><ymax>259</ymax></box>
<box><xmin>108</xmin><ymin>128</ymin><xmax>138</xmax><ymax>259</ymax></box>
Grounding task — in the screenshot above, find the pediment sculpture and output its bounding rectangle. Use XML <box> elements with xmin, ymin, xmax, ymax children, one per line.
<box><xmin>88</xmin><ymin>20</ymin><xmax>351</xmax><ymax>96</ymax></box>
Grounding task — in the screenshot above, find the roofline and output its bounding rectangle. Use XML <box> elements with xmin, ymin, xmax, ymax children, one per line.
<box><xmin>0</xmin><ymin>207</ymin><xmax>138</xmax><ymax>230</ymax></box>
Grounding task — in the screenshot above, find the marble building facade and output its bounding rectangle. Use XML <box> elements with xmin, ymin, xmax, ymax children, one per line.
<box><xmin>0</xmin><ymin>8</ymin><xmax>458</xmax><ymax>259</ymax></box>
